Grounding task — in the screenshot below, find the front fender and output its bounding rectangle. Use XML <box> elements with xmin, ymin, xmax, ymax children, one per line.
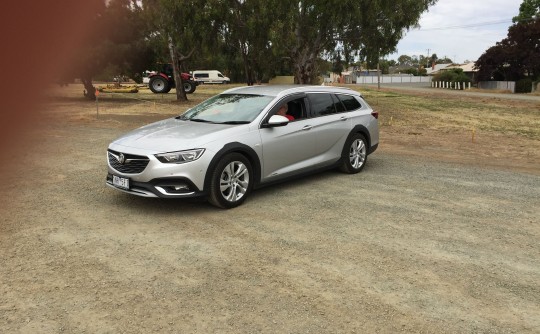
<box><xmin>203</xmin><ymin>142</ymin><xmax>262</xmax><ymax>191</ymax></box>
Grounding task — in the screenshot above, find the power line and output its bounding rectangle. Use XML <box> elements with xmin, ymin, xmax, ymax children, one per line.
<box><xmin>413</xmin><ymin>16</ymin><xmax>537</xmax><ymax>32</ymax></box>
<box><xmin>414</xmin><ymin>19</ymin><xmax>512</xmax><ymax>31</ymax></box>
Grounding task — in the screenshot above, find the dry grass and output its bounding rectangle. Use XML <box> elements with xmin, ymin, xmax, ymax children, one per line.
<box><xmin>43</xmin><ymin>83</ymin><xmax>540</xmax><ymax>141</ymax></box>
<box><xmin>36</xmin><ymin>82</ymin><xmax>540</xmax><ymax>175</ymax></box>
<box><xmin>355</xmin><ymin>86</ymin><xmax>540</xmax><ymax>140</ymax></box>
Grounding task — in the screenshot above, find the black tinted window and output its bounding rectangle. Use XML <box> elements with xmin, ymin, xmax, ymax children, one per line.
<box><xmin>308</xmin><ymin>93</ymin><xmax>336</xmax><ymax>116</ymax></box>
<box><xmin>337</xmin><ymin>94</ymin><xmax>362</xmax><ymax>111</ymax></box>
<box><xmin>332</xmin><ymin>95</ymin><xmax>346</xmax><ymax>113</ymax></box>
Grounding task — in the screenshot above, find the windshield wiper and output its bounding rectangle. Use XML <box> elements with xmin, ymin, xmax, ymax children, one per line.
<box><xmin>190</xmin><ymin>118</ymin><xmax>215</xmax><ymax>123</ymax></box>
<box><xmin>219</xmin><ymin>121</ymin><xmax>250</xmax><ymax>125</ymax></box>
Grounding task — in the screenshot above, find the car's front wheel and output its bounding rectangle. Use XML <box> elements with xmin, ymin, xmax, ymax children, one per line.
<box><xmin>208</xmin><ymin>153</ymin><xmax>252</xmax><ymax>209</ymax></box>
<box><xmin>339</xmin><ymin>133</ymin><xmax>368</xmax><ymax>174</ymax></box>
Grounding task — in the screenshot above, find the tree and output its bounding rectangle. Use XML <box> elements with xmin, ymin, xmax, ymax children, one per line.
<box><xmin>356</xmin><ymin>1</ymin><xmax>437</xmax><ymax>76</ymax></box>
<box><xmin>332</xmin><ymin>52</ymin><xmax>344</xmax><ymax>76</ymax></box>
<box><xmin>218</xmin><ymin>0</ymin><xmax>279</xmax><ymax>85</ymax></box>
<box><xmin>436</xmin><ymin>56</ymin><xmax>454</xmax><ymax>64</ymax></box>
<box><xmin>398</xmin><ymin>55</ymin><xmax>413</xmax><ymax>66</ymax></box>
<box><xmin>143</xmin><ymin>0</ymin><xmax>212</xmax><ymax>100</ymax></box>
<box><xmin>273</xmin><ymin>0</ymin><xmax>437</xmax><ymax>84</ymax></box>
<box><xmin>430</xmin><ymin>53</ymin><xmax>438</xmax><ymax>65</ymax></box>
<box><xmin>63</xmin><ymin>0</ymin><xmax>154</xmax><ymax>99</ymax></box>
<box><xmin>476</xmin><ymin>18</ymin><xmax>540</xmax><ymax>81</ymax></box>
<box><xmin>513</xmin><ymin>0</ymin><xmax>540</xmax><ymax>23</ymax></box>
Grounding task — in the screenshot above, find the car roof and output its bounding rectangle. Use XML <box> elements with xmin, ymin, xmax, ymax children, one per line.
<box><xmin>222</xmin><ymin>85</ymin><xmax>362</xmax><ymax>98</ymax></box>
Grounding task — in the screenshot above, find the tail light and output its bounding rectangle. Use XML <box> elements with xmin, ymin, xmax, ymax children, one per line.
<box><xmin>371</xmin><ymin>111</ymin><xmax>379</xmax><ymax>119</ymax></box>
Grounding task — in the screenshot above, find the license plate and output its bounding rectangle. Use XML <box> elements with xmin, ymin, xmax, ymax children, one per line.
<box><xmin>112</xmin><ymin>175</ymin><xmax>130</xmax><ymax>190</ymax></box>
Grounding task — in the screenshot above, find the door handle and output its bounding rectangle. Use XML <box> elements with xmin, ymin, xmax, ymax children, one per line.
<box><xmin>302</xmin><ymin>125</ymin><xmax>313</xmax><ymax>131</ymax></box>
<box><xmin>340</xmin><ymin>116</ymin><xmax>348</xmax><ymax>121</ymax></box>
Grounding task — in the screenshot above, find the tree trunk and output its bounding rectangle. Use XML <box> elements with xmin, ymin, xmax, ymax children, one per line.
<box><xmin>81</xmin><ymin>76</ymin><xmax>96</xmax><ymax>100</ymax></box>
<box><xmin>239</xmin><ymin>40</ymin><xmax>254</xmax><ymax>86</ymax></box>
<box><xmin>291</xmin><ymin>18</ymin><xmax>323</xmax><ymax>84</ymax></box>
<box><xmin>168</xmin><ymin>37</ymin><xmax>187</xmax><ymax>101</ymax></box>
<box><xmin>292</xmin><ymin>52</ymin><xmax>316</xmax><ymax>84</ymax></box>
<box><xmin>377</xmin><ymin>61</ymin><xmax>381</xmax><ymax>90</ymax></box>
<box><xmin>241</xmin><ymin>52</ymin><xmax>254</xmax><ymax>86</ymax></box>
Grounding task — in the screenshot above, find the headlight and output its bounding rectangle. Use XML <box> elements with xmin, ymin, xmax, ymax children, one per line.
<box><xmin>155</xmin><ymin>149</ymin><xmax>205</xmax><ymax>164</ymax></box>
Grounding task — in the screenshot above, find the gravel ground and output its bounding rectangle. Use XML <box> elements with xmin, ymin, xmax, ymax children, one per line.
<box><xmin>1</xmin><ymin>95</ymin><xmax>539</xmax><ymax>333</ymax></box>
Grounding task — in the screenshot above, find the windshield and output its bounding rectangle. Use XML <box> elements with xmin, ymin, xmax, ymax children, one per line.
<box><xmin>180</xmin><ymin>94</ymin><xmax>274</xmax><ymax>124</ymax></box>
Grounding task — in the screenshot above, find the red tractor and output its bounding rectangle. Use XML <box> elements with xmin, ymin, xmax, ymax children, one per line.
<box><xmin>147</xmin><ymin>64</ymin><xmax>198</xmax><ymax>94</ymax></box>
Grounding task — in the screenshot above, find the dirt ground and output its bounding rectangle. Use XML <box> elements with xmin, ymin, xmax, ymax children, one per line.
<box><xmin>1</xmin><ymin>84</ymin><xmax>539</xmax><ymax>333</ymax></box>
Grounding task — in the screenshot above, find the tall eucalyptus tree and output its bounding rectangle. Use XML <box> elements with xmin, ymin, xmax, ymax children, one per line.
<box><xmin>274</xmin><ymin>0</ymin><xmax>437</xmax><ymax>83</ymax></box>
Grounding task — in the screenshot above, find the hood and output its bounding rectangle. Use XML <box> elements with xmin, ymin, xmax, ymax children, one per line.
<box><xmin>110</xmin><ymin>118</ymin><xmax>249</xmax><ymax>153</ymax></box>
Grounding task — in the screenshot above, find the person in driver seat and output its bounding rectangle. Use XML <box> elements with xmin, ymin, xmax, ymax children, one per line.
<box><xmin>277</xmin><ymin>103</ymin><xmax>294</xmax><ymax>121</ymax></box>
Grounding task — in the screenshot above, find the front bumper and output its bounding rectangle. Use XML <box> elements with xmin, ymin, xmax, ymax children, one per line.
<box><xmin>106</xmin><ymin>173</ymin><xmax>206</xmax><ymax>198</ymax></box>
<box><xmin>106</xmin><ymin>145</ymin><xmax>215</xmax><ymax>198</ymax></box>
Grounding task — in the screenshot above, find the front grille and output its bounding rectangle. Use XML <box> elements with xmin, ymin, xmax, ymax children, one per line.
<box><xmin>108</xmin><ymin>150</ymin><xmax>149</xmax><ymax>174</ymax></box>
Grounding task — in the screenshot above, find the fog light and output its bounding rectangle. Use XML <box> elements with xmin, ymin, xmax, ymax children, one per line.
<box><xmin>156</xmin><ymin>183</ymin><xmax>192</xmax><ymax>194</ymax></box>
<box><xmin>173</xmin><ymin>185</ymin><xmax>190</xmax><ymax>191</ymax></box>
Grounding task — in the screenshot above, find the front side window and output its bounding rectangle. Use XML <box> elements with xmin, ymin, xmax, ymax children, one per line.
<box><xmin>307</xmin><ymin>93</ymin><xmax>336</xmax><ymax>117</ymax></box>
<box><xmin>180</xmin><ymin>94</ymin><xmax>274</xmax><ymax>123</ymax></box>
<box><xmin>271</xmin><ymin>97</ymin><xmax>306</xmax><ymax>121</ymax></box>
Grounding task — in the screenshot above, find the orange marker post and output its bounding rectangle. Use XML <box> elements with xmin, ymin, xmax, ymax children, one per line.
<box><xmin>95</xmin><ymin>88</ymin><xmax>100</xmax><ymax>119</ymax></box>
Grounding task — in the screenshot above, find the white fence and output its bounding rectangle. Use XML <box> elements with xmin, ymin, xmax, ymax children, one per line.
<box><xmin>431</xmin><ymin>81</ymin><xmax>472</xmax><ymax>90</ymax></box>
<box><xmin>477</xmin><ymin>81</ymin><xmax>515</xmax><ymax>93</ymax></box>
<box><xmin>353</xmin><ymin>75</ymin><xmax>432</xmax><ymax>85</ymax></box>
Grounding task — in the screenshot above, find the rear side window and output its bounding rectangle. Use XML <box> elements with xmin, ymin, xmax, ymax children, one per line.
<box><xmin>307</xmin><ymin>93</ymin><xmax>336</xmax><ymax>116</ymax></box>
<box><xmin>337</xmin><ymin>94</ymin><xmax>362</xmax><ymax>111</ymax></box>
<box><xmin>195</xmin><ymin>73</ymin><xmax>209</xmax><ymax>78</ymax></box>
<box><xmin>331</xmin><ymin>95</ymin><xmax>346</xmax><ymax>113</ymax></box>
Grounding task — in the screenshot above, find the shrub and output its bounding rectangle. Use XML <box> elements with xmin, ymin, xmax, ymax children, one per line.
<box><xmin>515</xmin><ymin>78</ymin><xmax>533</xmax><ymax>93</ymax></box>
<box><xmin>433</xmin><ymin>68</ymin><xmax>471</xmax><ymax>84</ymax></box>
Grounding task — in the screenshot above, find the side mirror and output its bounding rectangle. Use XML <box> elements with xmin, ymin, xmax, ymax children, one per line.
<box><xmin>262</xmin><ymin>115</ymin><xmax>289</xmax><ymax>128</ymax></box>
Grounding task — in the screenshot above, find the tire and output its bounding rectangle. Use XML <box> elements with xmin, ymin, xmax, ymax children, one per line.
<box><xmin>339</xmin><ymin>133</ymin><xmax>368</xmax><ymax>174</ymax></box>
<box><xmin>183</xmin><ymin>81</ymin><xmax>196</xmax><ymax>94</ymax></box>
<box><xmin>149</xmin><ymin>76</ymin><xmax>169</xmax><ymax>94</ymax></box>
<box><xmin>208</xmin><ymin>153</ymin><xmax>252</xmax><ymax>209</ymax></box>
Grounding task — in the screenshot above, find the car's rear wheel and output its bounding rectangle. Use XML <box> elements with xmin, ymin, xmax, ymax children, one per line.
<box><xmin>339</xmin><ymin>133</ymin><xmax>367</xmax><ymax>174</ymax></box>
<box><xmin>208</xmin><ymin>153</ymin><xmax>252</xmax><ymax>209</ymax></box>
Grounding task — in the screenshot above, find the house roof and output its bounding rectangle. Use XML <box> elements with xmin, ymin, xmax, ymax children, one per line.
<box><xmin>443</xmin><ymin>62</ymin><xmax>477</xmax><ymax>73</ymax></box>
<box><xmin>425</xmin><ymin>63</ymin><xmax>451</xmax><ymax>75</ymax></box>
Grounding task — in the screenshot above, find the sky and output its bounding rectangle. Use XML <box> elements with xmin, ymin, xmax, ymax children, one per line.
<box><xmin>389</xmin><ymin>0</ymin><xmax>524</xmax><ymax>63</ymax></box>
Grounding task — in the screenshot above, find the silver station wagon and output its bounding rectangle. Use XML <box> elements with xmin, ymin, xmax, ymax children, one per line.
<box><xmin>106</xmin><ymin>85</ymin><xmax>379</xmax><ymax>208</ymax></box>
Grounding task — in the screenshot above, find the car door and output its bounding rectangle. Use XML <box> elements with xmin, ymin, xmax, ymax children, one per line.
<box><xmin>303</xmin><ymin>92</ymin><xmax>352</xmax><ymax>163</ymax></box>
<box><xmin>259</xmin><ymin>95</ymin><xmax>325</xmax><ymax>180</ymax></box>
